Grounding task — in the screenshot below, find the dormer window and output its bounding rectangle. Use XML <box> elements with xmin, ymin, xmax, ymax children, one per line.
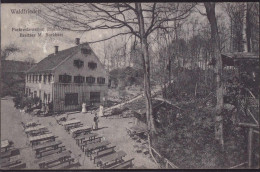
<box><xmin>74</xmin><ymin>75</ymin><xmax>85</xmax><ymax>83</ymax></box>
<box><xmin>74</xmin><ymin>59</ymin><xmax>84</xmax><ymax>68</ymax></box>
<box><xmin>86</xmin><ymin>76</ymin><xmax>95</xmax><ymax>84</ymax></box>
<box><xmin>88</xmin><ymin>62</ymin><xmax>97</xmax><ymax>70</ymax></box>
<box><xmin>81</xmin><ymin>48</ymin><xmax>91</xmax><ymax>55</ymax></box>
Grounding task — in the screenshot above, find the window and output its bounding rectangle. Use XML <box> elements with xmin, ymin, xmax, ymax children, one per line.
<box><xmin>81</xmin><ymin>48</ymin><xmax>91</xmax><ymax>55</ymax></box>
<box><xmin>39</xmin><ymin>74</ymin><xmax>42</xmax><ymax>82</ymax></box>
<box><xmin>88</xmin><ymin>62</ymin><xmax>97</xmax><ymax>70</ymax></box>
<box><xmin>86</xmin><ymin>76</ymin><xmax>95</xmax><ymax>84</ymax></box>
<box><xmin>74</xmin><ymin>75</ymin><xmax>85</xmax><ymax>83</ymax></box>
<box><xmin>43</xmin><ymin>75</ymin><xmax>47</xmax><ymax>83</ymax></box>
<box><xmin>74</xmin><ymin>59</ymin><xmax>84</xmax><ymax>68</ymax></box>
<box><xmin>29</xmin><ymin>75</ymin><xmax>31</xmax><ymax>82</ymax></box>
<box><xmin>90</xmin><ymin>92</ymin><xmax>100</xmax><ymax>103</ymax></box>
<box><xmin>65</xmin><ymin>93</ymin><xmax>78</xmax><ymax>106</ymax></box>
<box><xmin>34</xmin><ymin>91</ymin><xmax>37</xmax><ymax>98</ymax></box>
<box><xmin>35</xmin><ymin>75</ymin><xmax>38</xmax><ymax>82</ymax></box>
<box><xmin>48</xmin><ymin>74</ymin><xmax>52</xmax><ymax>83</ymax></box>
<box><xmin>48</xmin><ymin>94</ymin><xmax>50</xmax><ymax>103</ymax></box>
<box><xmin>59</xmin><ymin>74</ymin><xmax>72</xmax><ymax>83</ymax></box>
<box><xmin>97</xmin><ymin>77</ymin><xmax>105</xmax><ymax>84</ymax></box>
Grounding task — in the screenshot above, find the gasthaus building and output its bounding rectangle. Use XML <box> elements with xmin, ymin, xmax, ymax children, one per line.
<box><xmin>25</xmin><ymin>38</ymin><xmax>108</xmax><ymax>112</ymax></box>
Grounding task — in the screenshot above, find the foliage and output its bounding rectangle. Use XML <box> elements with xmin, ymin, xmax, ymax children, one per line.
<box><xmin>13</xmin><ymin>93</ymin><xmax>41</xmax><ymax>111</ymax></box>
<box><xmin>152</xmin><ymin>101</ymin><xmax>247</xmax><ymax>168</ymax></box>
<box><xmin>109</xmin><ymin>66</ymin><xmax>144</xmax><ymax>89</ymax></box>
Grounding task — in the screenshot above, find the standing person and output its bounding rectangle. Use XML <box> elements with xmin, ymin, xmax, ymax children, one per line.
<box><xmin>93</xmin><ymin>113</ymin><xmax>99</xmax><ymax>130</ymax></box>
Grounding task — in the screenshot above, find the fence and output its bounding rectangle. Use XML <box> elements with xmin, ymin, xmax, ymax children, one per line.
<box><xmin>150</xmin><ymin>147</ymin><xmax>178</xmax><ymax>169</ymax></box>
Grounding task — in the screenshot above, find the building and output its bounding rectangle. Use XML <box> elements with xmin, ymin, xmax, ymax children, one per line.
<box><xmin>25</xmin><ymin>38</ymin><xmax>108</xmax><ymax>112</ymax></box>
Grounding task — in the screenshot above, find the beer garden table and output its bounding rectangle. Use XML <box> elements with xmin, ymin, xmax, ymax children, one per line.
<box><xmin>99</xmin><ymin>150</ymin><xmax>127</xmax><ymax>168</ymax></box>
<box><xmin>75</xmin><ymin>133</ymin><xmax>98</xmax><ymax>145</ymax></box>
<box><xmin>83</xmin><ymin>141</ymin><xmax>110</xmax><ymax>156</ymax></box>
<box><xmin>29</xmin><ymin>133</ymin><xmax>55</xmax><ymax>147</ymax></box>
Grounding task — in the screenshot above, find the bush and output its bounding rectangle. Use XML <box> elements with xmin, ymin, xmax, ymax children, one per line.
<box><xmin>13</xmin><ymin>93</ymin><xmax>41</xmax><ymax>111</ymax></box>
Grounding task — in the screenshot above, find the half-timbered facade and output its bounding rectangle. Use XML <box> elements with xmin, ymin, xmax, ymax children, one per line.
<box><xmin>25</xmin><ymin>38</ymin><xmax>108</xmax><ymax>112</ymax></box>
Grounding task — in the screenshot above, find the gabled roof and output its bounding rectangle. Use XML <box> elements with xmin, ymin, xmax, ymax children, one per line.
<box><xmin>26</xmin><ymin>42</ymin><xmax>90</xmax><ymax>73</ymax></box>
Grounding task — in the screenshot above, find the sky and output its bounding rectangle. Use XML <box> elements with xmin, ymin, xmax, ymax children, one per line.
<box><xmin>1</xmin><ymin>3</ymin><xmax>112</xmax><ymax>62</ymax></box>
<box><xmin>1</xmin><ymin>3</ymin><xmax>228</xmax><ymax>63</ymax></box>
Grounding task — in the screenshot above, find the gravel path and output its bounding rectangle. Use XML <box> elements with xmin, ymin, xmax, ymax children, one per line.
<box><xmin>1</xmin><ymin>97</ymin><xmax>157</xmax><ymax>169</ymax></box>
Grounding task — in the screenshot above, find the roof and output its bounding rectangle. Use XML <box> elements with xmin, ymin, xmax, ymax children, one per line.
<box><xmin>222</xmin><ymin>52</ymin><xmax>259</xmax><ymax>59</ymax></box>
<box><xmin>1</xmin><ymin>60</ymin><xmax>35</xmax><ymax>73</ymax></box>
<box><xmin>221</xmin><ymin>52</ymin><xmax>259</xmax><ymax>66</ymax></box>
<box><xmin>27</xmin><ymin>42</ymin><xmax>90</xmax><ymax>73</ymax></box>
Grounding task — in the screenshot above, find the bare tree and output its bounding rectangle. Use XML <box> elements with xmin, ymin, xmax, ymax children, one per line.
<box><xmin>39</xmin><ymin>3</ymin><xmax>195</xmax><ymax>157</ymax></box>
<box><xmin>203</xmin><ymin>2</ymin><xmax>224</xmax><ymax>148</ymax></box>
<box><xmin>1</xmin><ymin>44</ymin><xmax>21</xmax><ymax>60</ymax></box>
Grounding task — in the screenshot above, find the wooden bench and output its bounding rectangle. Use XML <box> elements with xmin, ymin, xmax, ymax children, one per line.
<box><xmin>71</xmin><ymin>126</ymin><xmax>92</xmax><ymax>138</ymax></box>
<box><xmin>36</xmin><ymin>150</ymin><xmax>71</xmax><ymax>168</ymax></box>
<box><xmin>98</xmin><ymin>150</ymin><xmax>127</xmax><ymax>168</ymax></box>
<box><xmin>108</xmin><ymin>158</ymin><xmax>134</xmax><ymax>169</ymax></box>
<box><xmin>74</xmin><ymin>133</ymin><xmax>98</xmax><ymax>145</ymax></box>
<box><xmin>33</xmin><ymin>140</ymin><xmax>62</xmax><ymax>152</ymax></box>
<box><xmin>84</xmin><ymin>141</ymin><xmax>111</xmax><ymax>156</ymax></box>
<box><xmin>36</xmin><ymin>146</ymin><xmax>66</xmax><ymax>158</ymax></box>
<box><xmin>8</xmin><ymin>162</ymin><xmax>26</xmax><ymax>169</ymax></box>
<box><xmin>27</xmin><ymin>130</ymin><xmax>51</xmax><ymax>138</ymax></box>
<box><xmin>93</xmin><ymin>146</ymin><xmax>116</xmax><ymax>163</ymax></box>
<box><xmin>0</xmin><ymin>155</ymin><xmax>22</xmax><ymax>168</ymax></box>
<box><xmin>79</xmin><ymin>137</ymin><xmax>103</xmax><ymax>150</ymax></box>
<box><xmin>46</xmin><ymin>157</ymin><xmax>74</xmax><ymax>169</ymax></box>
<box><xmin>66</xmin><ymin>123</ymin><xmax>83</xmax><ymax>132</ymax></box>
<box><xmin>29</xmin><ymin>133</ymin><xmax>56</xmax><ymax>147</ymax></box>
<box><xmin>48</xmin><ymin>161</ymin><xmax>71</xmax><ymax>169</ymax></box>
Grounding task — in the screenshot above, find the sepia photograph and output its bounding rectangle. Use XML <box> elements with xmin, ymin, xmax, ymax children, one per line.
<box><xmin>0</xmin><ymin>1</ymin><xmax>259</xmax><ymax>170</ymax></box>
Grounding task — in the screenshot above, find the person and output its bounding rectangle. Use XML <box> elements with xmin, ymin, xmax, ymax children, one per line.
<box><xmin>93</xmin><ymin>113</ymin><xmax>99</xmax><ymax>130</ymax></box>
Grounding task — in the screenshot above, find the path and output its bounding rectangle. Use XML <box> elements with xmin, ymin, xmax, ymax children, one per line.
<box><xmin>1</xmin><ymin>97</ymin><xmax>157</xmax><ymax>169</ymax></box>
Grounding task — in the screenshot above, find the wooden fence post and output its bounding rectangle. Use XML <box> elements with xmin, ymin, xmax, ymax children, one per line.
<box><xmin>248</xmin><ymin>127</ymin><xmax>253</xmax><ymax>168</ymax></box>
<box><xmin>166</xmin><ymin>159</ymin><xmax>168</xmax><ymax>169</ymax></box>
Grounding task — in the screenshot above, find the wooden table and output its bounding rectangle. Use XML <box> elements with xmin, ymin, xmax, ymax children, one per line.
<box><xmin>36</xmin><ymin>150</ymin><xmax>71</xmax><ymax>168</ymax></box>
<box><xmin>24</xmin><ymin>121</ymin><xmax>39</xmax><ymax>129</ymax></box>
<box><xmin>61</xmin><ymin>119</ymin><xmax>80</xmax><ymax>127</ymax></box>
<box><xmin>0</xmin><ymin>154</ymin><xmax>22</xmax><ymax>168</ymax></box>
<box><xmin>25</xmin><ymin>126</ymin><xmax>48</xmax><ymax>137</ymax></box>
<box><xmin>127</xmin><ymin>125</ymin><xmax>147</xmax><ymax>135</ymax></box>
<box><xmin>70</xmin><ymin>126</ymin><xmax>92</xmax><ymax>138</ymax></box>
<box><xmin>75</xmin><ymin>133</ymin><xmax>98</xmax><ymax>145</ymax></box>
<box><xmin>29</xmin><ymin>133</ymin><xmax>55</xmax><ymax>147</ymax></box>
<box><xmin>1</xmin><ymin>140</ymin><xmax>10</xmax><ymax>153</ymax></box>
<box><xmin>33</xmin><ymin>140</ymin><xmax>62</xmax><ymax>156</ymax></box>
<box><xmin>83</xmin><ymin>141</ymin><xmax>110</xmax><ymax>156</ymax></box>
<box><xmin>25</xmin><ymin>125</ymin><xmax>47</xmax><ymax>133</ymax></box>
<box><xmin>99</xmin><ymin>150</ymin><xmax>127</xmax><ymax>168</ymax></box>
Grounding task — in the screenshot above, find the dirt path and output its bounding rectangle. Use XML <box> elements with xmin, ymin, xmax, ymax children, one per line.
<box><xmin>1</xmin><ymin>97</ymin><xmax>157</xmax><ymax>169</ymax></box>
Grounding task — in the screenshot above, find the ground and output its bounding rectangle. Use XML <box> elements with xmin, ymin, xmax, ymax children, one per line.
<box><xmin>1</xmin><ymin>97</ymin><xmax>157</xmax><ymax>169</ymax></box>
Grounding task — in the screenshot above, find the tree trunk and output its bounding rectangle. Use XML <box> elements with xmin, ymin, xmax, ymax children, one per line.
<box><xmin>204</xmin><ymin>2</ymin><xmax>224</xmax><ymax>149</ymax></box>
<box><xmin>242</xmin><ymin>2</ymin><xmax>248</xmax><ymax>52</ymax></box>
<box><xmin>135</xmin><ymin>3</ymin><xmax>158</xmax><ymax>166</ymax></box>
<box><xmin>136</xmin><ymin>3</ymin><xmax>156</xmax><ymax>133</ymax></box>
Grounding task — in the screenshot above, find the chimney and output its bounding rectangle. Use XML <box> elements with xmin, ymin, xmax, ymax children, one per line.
<box><xmin>54</xmin><ymin>46</ymin><xmax>59</xmax><ymax>55</ymax></box>
<box><xmin>75</xmin><ymin>38</ymin><xmax>80</xmax><ymax>45</ymax></box>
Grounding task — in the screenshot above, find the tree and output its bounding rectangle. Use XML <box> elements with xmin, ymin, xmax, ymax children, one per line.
<box><xmin>204</xmin><ymin>2</ymin><xmax>224</xmax><ymax>148</ymax></box>
<box><xmin>39</xmin><ymin>3</ymin><xmax>195</xmax><ymax>158</ymax></box>
<box><xmin>1</xmin><ymin>44</ymin><xmax>21</xmax><ymax>60</ymax></box>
